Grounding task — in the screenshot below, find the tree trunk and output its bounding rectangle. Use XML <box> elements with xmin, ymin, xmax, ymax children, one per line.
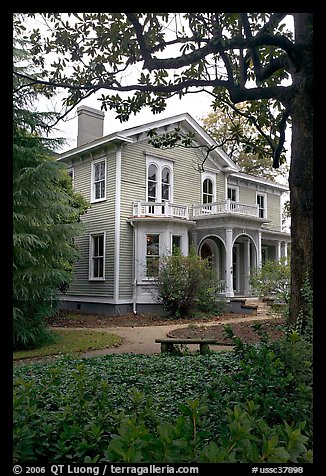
<box><xmin>288</xmin><ymin>13</ymin><xmax>313</xmax><ymax>325</ymax></box>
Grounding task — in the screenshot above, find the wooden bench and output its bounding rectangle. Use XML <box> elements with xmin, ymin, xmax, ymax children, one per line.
<box><xmin>155</xmin><ymin>338</ymin><xmax>221</xmax><ymax>355</ymax></box>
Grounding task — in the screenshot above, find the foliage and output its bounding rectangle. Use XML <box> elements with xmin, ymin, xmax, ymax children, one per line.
<box><xmin>249</xmin><ymin>257</ymin><xmax>290</xmax><ymax>304</ymax></box>
<box><xmin>13</xmin><ymin>29</ymin><xmax>89</xmax><ymax>350</ymax></box>
<box><xmin>13</xmin><ymin>329</ymin><xmax>312</xmax><ymax>463</ymax></box>
<box><xmin>201</xmin><ymin>108</ymin><xmax>289</xmax><ymax>181</ymax></box>
<box><xmin>156</xmin><ymin>247</ymin><xmax>226</xmax><ymax>318</ymax></box>
<box><xmin>16</xmin><ymin>13</ymin><xmax>295</xmax><ymax>165</ymax></box>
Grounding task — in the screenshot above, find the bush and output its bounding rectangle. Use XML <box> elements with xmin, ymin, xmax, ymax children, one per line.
<box><xmin>249</xmin><ymin>257</ymin><xmax>290</xmax><ymax>304</ymax></box>
<box><xmin>156</xmin><ymin>247</ymin><xmax>225</xmax><ymax>318</ymax></box>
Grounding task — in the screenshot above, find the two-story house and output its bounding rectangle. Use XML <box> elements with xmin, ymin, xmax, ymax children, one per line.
<box><xmin>58</xmin><ymin>105</ymin><xmax>291</xmax><ymax>315</ymax></box>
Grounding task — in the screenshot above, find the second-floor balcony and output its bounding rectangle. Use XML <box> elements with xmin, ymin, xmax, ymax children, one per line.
<box><xmin>132</xmin><ymin>199</ymin><xmax>264</xmax><ymax>221</ymax></box>
<box><xmin>192</xmin><ymin>200</ymin><xmax>260</xmax><ymax>218</ymax></box>
<box><xmin>132</xmin><ymin>201</ymin><xmax>189</xmax><ymax>219</ymax></box>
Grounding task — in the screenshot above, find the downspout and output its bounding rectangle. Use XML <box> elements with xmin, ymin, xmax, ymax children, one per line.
<box><xmin>130</xmin><ymin>220</ymin><xmax>137</xmax><ymax>315</ymax></box>
<box><xmin>114</xmin><ymin>145</ymin><xmax>122</xmax><ymax>305</ymax></box>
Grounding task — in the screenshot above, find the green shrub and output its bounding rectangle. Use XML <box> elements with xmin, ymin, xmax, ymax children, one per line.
<box><xmin>156</xmin><ymin>246</ymin><xmax>225</xmax><ymax>318</ymax></box>
<box><xmin>249</xmin><ymin>257</ymin><xmax>290</xmax><ymax>303</ymax></box>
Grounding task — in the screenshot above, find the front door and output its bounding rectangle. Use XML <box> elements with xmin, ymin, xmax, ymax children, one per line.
<box><xmin>232</xmin><ymin>244</ymin><xmax>240</xmax><ymax>292</ymax></box>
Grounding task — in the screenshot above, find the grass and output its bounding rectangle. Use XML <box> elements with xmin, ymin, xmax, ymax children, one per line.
<box><xmin>13</xmin><ymin>329</ymin><xmax>122</xmax><ymax>360</ymax></box>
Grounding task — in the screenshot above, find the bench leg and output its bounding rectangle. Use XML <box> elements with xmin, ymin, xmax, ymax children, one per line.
<box><xmin>200</xmin><ymin>343</ymin><xmax>210</xmax><ymax>354</ymax></box>
<box><xmin>161</xmin><ymin>343</ymin><xmax>175</xmax><ymax>353</ymax></box>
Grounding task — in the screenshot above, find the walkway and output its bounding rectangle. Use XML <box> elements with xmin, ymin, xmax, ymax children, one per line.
<box><xmin>73</xmin><ymin>313</ymin><xmax>279</xmax><ymax>358</ymax></box>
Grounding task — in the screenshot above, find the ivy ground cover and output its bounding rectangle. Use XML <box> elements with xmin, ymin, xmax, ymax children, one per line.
<box><xmin>13</xmin><ymin>341</ymin><xmax>313</xmax><ymax>463</ymax></box>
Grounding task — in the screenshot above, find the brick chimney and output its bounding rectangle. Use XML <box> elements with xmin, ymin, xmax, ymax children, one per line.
<box><xmin>77</xmin><ymin>105</ymin><xmax>105</xmax><ymax>147</ymax></box>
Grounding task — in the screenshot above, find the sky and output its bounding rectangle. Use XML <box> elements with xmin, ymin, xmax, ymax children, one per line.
<box><xmin>44</xmin><ymin>88</ymin><xmax>215</xmax><ymax>153</ymax></box>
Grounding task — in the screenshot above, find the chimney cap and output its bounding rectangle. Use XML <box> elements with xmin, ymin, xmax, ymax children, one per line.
<box><xmin>77</xmin><ymin>105</ymin><xmax>105</xmax><ymax>119</ymax></box>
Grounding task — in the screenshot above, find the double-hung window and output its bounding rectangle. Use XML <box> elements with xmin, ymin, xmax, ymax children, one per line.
<box><xmin>257</xmin><ymin>193</ymin><xmax>267</xmax><ymax>218</ymax></box>
<box><xmin>91</xmin><ymin>158</ymin><xmax>106</xmax><ymax>202</ymax></box>
<box><xmin>89</xmin><ymin>233</ymin><xmax>105</xmax><ymax>280</ymax></box>
<box><xmin>227</xmin><ymin>186</ymin><xmax>239</xmax><ymax>210</ymax></box>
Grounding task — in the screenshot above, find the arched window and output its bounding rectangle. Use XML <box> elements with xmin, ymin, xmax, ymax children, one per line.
<box><xmin>148</xmin><ymin>164</ymin><xmax>158</xmax><ymax>203</ymax></box>
<box><xmin>161</xmin><ymin>167</ymin><xmax>171</xmax><ymax>202</ymax></box>
<box><xmin>203</xmin><ymin>178</ymin><xmax>214</xmax><ymax>204</ymax></box>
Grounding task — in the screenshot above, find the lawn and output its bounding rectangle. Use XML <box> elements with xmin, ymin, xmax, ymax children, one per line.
<box><xmin>13</xmin><ymin>329</ymin><xmax>121</xmax><ymax>360</ymax></box>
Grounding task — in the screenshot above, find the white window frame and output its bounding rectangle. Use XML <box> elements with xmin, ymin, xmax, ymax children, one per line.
<box><xmin>91</xmin><ymin>157</ymin><xmax>107</xmax><ymax>203</ymax></box>
<box><xmin>146</xmin><ymin>156</ymin><xmax>174</xmax><ymax>204</ymax></box>
<box><xmin>89</xmin><ymin>232</ymin><xmax>106</xmax><ymax>281</ymax></box>
<box><xmin>256</xmin><ymin>192</ymin><xmax>267</xmax><ymax>219</ymax></box>
<box><xmin>201</xmin><ymin>171</ymin><xmax>216</xmax><ymax>203</ymax></box>
<box><xmin>227</xmin><ymin>185</ymin><xmax>239</xmax><ymax>202</ymax></box>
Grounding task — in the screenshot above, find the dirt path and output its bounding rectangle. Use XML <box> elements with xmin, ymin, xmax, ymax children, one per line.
<box><xmin>58</xmin><ymin>314</ymin><xmax>282</xmax><ymax>358</ymax></box>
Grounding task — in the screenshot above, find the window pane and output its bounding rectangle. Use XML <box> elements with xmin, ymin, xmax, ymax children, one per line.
<box><xmin>146</xmin><ymin>257</ymin><xmax>159</xmax><ymax>277</ymax></box>
<box><xmin>99</xmin><ymin>162</ymin><xmax>105</xmax><ymax>179</ymax></box>
<box><xmin>162</xmin><ymin>184</ymin><xmax>170</xmax><ymax>201</ymax></box>
<box><xmin>162</xmin><ymin>167</ymin><xmax>170</xmax><ymax>184</ymax></box>
<box><xmin>148</xmin><ymin>181</ymin><xmax>157</xmax><ymax>200</ymax></box>
<box><xmin>146</xmin><ymin>234</ymin><xmax>159</xmax><ymax>256</ymax></box>
<box><xmin>95</xmin><ymin>182</ymin><xmax>101</xmax><ymax>199</ymax></box>
<box><xmin>148</xmin><ymin>164</ymin><xmax>157</xmax><ymax>182</ymax></box>
<box><xmin>228</xmin><ymin>188</ymin><xmax>236</xmax><ymax>201</ymax></box>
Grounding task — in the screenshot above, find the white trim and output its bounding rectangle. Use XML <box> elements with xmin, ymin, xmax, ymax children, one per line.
<box><xmin>256</xmin><ymin>191</ymin><xmax>268</xmax><ymax>219</ymax></box>
<box><xmin>114</xmin><ymin>146</ymin><xmax>122</xmax><ymax>301</ymax></box>
<box><xmin>90</xmin><ymin>156</ymin><xmax>107</xmax><ymax>203</ymax></box>
<box><xmin>58</xmin><ymin>134</ymin><xmax>133</xmax><ymax>161</ymax></box>
<box><xmin>201</xmin><ymin>171</ymin><xmax>216</xmax><ymax>203</ymax></box>
<box><xmin>88</xmin><ymin>231</ymin><xmax>106</xmax><ymax>281</ymax></box>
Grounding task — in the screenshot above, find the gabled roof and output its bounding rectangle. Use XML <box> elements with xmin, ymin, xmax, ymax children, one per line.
<box><xmin>230</xmin><ymin>171</ymin><xmax>288</xmax><ymax>192</ymax></box>
<box><xmin>58</xmin><ymin>112</ymin><xmax>239</xmax><ymax>172</ymax></box>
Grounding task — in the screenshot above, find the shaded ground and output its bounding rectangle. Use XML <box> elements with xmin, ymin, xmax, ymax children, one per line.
<box><xmin>47</xmin><ymin>310</ymin><xmax>286</xmax><ymax>345</ymax></box>
<box><xmin>47</xmin><ymin>310</ymin><xmax>246</xmax><ymax>328</ymax></box>
<box><xmin>168</xmin><ymin>317</ymin><xmax>286</xmax><ymax>344</ymax></box>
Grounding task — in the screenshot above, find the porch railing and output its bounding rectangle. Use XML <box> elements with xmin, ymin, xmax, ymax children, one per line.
<box><xmin>132</xmin><ymin>201</ymin><xmax>189</xmax><ymax>219</ymax></box>
<box><xmin>192</xmin><ymin>199</ymin><xmax>259</xmax><ymax>218</ymax></box>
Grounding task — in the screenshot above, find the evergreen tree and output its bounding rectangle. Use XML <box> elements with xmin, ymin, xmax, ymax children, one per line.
<box><xmin>13</xmin><ymin>25</ymin><xmax>89</xmax><ymax>349</ymax></box>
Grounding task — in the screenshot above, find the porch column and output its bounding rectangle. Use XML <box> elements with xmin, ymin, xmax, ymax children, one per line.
<box><xmin>257</xmin><ymin>230</ymin><xmax>262</xmax><ymax>269</ymax></box>
<box><xmin>282</xmin><ymin>241</ymin><xmax>288</xmax><ymax>263</ymax></box>
<box><xmin>244</xmin><ymin>238</ymin><xmax>251</xmax><ymax>295</ymax></box>
<box><xmin>276</xmin><ymin>241</ymin><xmax>281</xmax><ymax>261</ymax></box>
<box><xmin>225</xmin><ymin>227</ymin><xmax>234</xmax><ymax>297</ymax></box>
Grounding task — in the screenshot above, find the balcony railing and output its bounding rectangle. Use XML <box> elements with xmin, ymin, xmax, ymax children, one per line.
<box><xmin>132</xmin><ymin>201</ymin><xmax>189</xmax><ymax>219</ymax></box>
<box><xmin>132</xmin><ymin>200</ymin><xmax>260</xmax><ymax>220</ymax></box>
<box><xmin>192</xmin><ymin>200</ymin><xmax>260</xmax><ymax>218</ymax></box>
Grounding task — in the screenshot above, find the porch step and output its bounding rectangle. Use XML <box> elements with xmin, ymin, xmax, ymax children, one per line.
<box><xmin>243</xmin><ymin>298</ymin><xmax>281</xmax><ymax>319</ymax></box>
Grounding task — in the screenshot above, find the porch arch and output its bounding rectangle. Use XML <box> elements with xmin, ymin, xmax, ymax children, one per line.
<box><xmin>232</xmin><ymin>233</ymin><xmax>258</xmax><ymax>295</ymax></box>
<box><xmin>198</xmin><ymin>235</ymin><xmax>226</xmax><ymax>286</ymax></box>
